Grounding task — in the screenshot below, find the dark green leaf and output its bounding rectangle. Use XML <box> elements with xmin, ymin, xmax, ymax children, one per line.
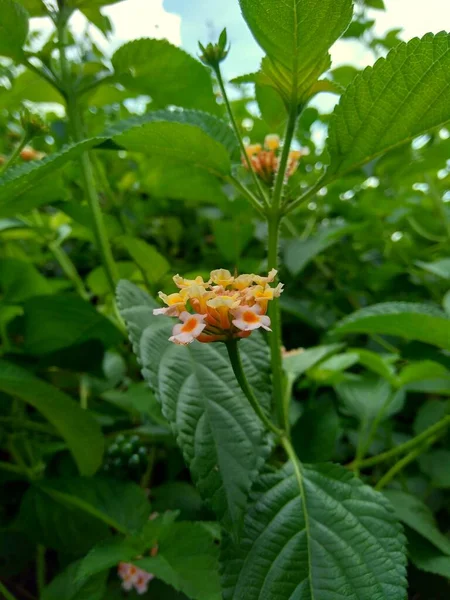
<box><xmin>418</xmin><ymin>450</ymin><xmax>450</xmax><ymax>488</ymax></box>
<box><xmin>0</xmin><ymin>361</ymin><xmax>103</xmax><ymax>475</ymax></box>
<box><xmin>0</xmin><ymin>258</ymin><xmax>52</xmax><ymax>302</ymax></box>
<box><xmin>222</xmin><ymin>462</ymin><xmax>407</xmax><ymax>599</ymax></box>
<box><xmin>407</xmin><ymin>529</ymin><xmax>450</xmax><ymax>579</ymax></box>
<box><xmin>23</xmin><ymin>295</ymin><xmax>123</xmax><ymax>354</ymax></box>
<box><xmin>42</xmin><ymin>560</ymin><xmax>107</xmax><ymax>600</ymax></box>
<box><xmin>327</xmin><ymin>33</ymin><xmax>450</xmax><ymax>177</ymax></box>
<box><xmin>291</xmin><ymin>396</ymin><xmax>339</xmax><ymax>462</ymax></box>
<box><xmin>336</xmin><ymin>375</ymin><xmax>403</xmax><ymax>422</ymax></box>
<box><xmin>117</xmin><ymin>280</ymin><xmax>271</xmax><ymax>537</ymax></box>
<box><xmin>333</xmin><ymin>302</ymin><xmax>450</xmax><ymax>350</ymax></box>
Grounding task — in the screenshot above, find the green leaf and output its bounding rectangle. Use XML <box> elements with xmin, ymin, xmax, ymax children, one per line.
<box><xmin>0</xmin><ymin>139</ymin><xmax>100</xmax><ymax>211</ymax></box>
<box><xmin>211</xmin><ymin>220</ymin><xmax>254</xmax><ymax>263</ymax></box>
<box><xmin>42</xmin><ymin>560</ymin><xmax>107</xmax><ymax>600</ymax></box>
<box><xmin>111</xmin><ymin>110</ymin><xmax>234</xmax><ymax>177</ymax></box>
<box><xmin>255</xmin><ymin>84</ymin><xmax>286</xmax><ymax>129</ymax></box>
<box><xmin>418</xmin><ymin>450</ymin><xmax>450</xmax><ymax>488</ymax></box>
<box><xmin>413</xmin><ymin>399</ymin><xmax>450</xmax><ymax>435</ymax></box>
<box><xmin>15</xmin><ymin>0</ymin><xmax>48</xmax><ymax>16</ymax></box>
<box><xmin>327</xmin><ymin>33</ymin><xmax>450</xmax><ymax>178</ymax></box>
<box><xmin>0</xmin><ymin>68</ymin><xmax>65</xmax><ymax>109</ymax></box>
<box><xmin>397</xmin><ymin>360</ymin><xmax>450</xmax><ymax>388</ymax></box>
<box><xmin>38</xmin><ymin>477</ymin><xmax>151</xmax><ymax>534</ymax></box>
<box><xmin>416</xmin><ymin>258</ymin><xmax>450</xmax><ymax>280</ymax></box>
<box><xmin>282</xmin><ymin>343</ymin><xmax>344</xmax><ymax>379</ymax></box>
<box><xmin>383</xmin><ymin>490</ymin><xmax>450</xmax><ymax>556</ymax></box>
<box><xmin>336</xmin><ymin>375</ymin><xmax>404</xmax><ymax>423</ymax></box>
<box><xmin>443</xmin><ymin>290</ymin><xmax>450</xmax><ymax>316</ymax></box>
<box><xmin>0</xmin><ymin>360</ymin><xmax>103</xmax><ymax>475</ymax></box>
<box><xmin>333</xmin><ymin>302</ymin><xmax>450</xmax><ymax>350</ymax></box>
<box><xmin>291</xmin><ymin>396</ymin><xmax>339</xmax><ymax>462</ymax></box>
<box><xmin>117</xmin><ymin>280</ymin><xmax>271</xmax><ymax>536</ymax></box>
<box><xmin>0</xmin><ymin>258</ymin><xmax>52</xmax><ymax>302</ymax></box>
<box><xmin>17</xmin><ymin>485</ymin><xmax>110</xmax><ymax>554</ymax></box>
<box><xmin>0</xmin><ymin>0</ymin><xmax>29</xmax><ymax>59</ymax></box>
<box><xmin>222</xmin><ymin>462</ymin><xmax>407</xmax><ymax>600</ymax></box>
<box><xmin>407</xmin><ymin>529</ymin><xmax>450</xmax><ymax>579</ymax></box>
<box><xmin>22</xmin><ymin>294</ymin><xmax>123</xmax><ymax>354</ymax></box>
<box><xmin>136</xmin><ymin>522</ymin><xmax>221</xmax><ymax>600</ymax></box>
<box><xmin>239</xmin><ymin>0</ymin><xmax>353</xmax><ymax>104</ymax></box>
<box><xmin>112</xmin><ymin>38</ymin><xmax>218</xmax><ymax>113</ymax></box>
<box><xmin>284</xmin><ymin>224</ymin><xmax>350</xmax><ymax>276</ymax></box>
<box><xmin>115</xmin><ymin>236</ymin><xmax>170</xmax><ymax>285</ymax></box>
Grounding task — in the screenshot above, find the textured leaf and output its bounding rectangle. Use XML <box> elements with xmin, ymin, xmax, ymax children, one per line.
<box><xmin>0</xmin><ymin>0</ymin><xmax>28</xmax><ymax>59</ymax></box>
<box><xmin>239</xmin><ymin>0</ymin><xmax>352</xmax><ymax>103</ymax></box>
<box><xmin>333</xmin><ymin>302</ymin><xmax>450</xmax><ymax>350</ymax></box>
<box><xmin>112</xmin><ymin>38</ymin><xmax>218</xmax><ymax>113</ymax></box>
<box><xmin>222</xmin><ymin>462</ymin><xmax>407</xmax><ymax>600</ymax></box>
<box><xmin>38</xmin><ymin>477</ymin><xmax>150</xmax><ymax>534</ymax></box>
<box><xmin>327</xmin><ymin>33</ymin><xmax>450</xmax><ymax>177</ymax></box>
<box><xmin>0</xmin><ymin>360</ymin><xmax>103</xmax><ymax>475</ymax></box>
<box><xmin>117</xmin><ymin>280</ymin><xmax>271</xmax><ymax>536</ymax></box>
<box><xmin>22</xmin><ymin>294</ymin><xmax>123</xmax><ymax>355</ymax></box>
<box><xmin>384</xmin><ymin>490</ymin><xmax>450</xmax><ymax>556</ymax></box>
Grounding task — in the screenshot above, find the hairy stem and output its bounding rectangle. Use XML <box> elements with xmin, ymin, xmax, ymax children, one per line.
<box><xmin>226</xmin><ymin>174</ymin><xmax>265</xmax><ymax>216</ymax></box>
<box><xmin>226</xmin><ymin>338</ymin><xmax>284</xmax><ymax>437</ymax></box>
<box><xmin>214</xmin><ymin>65</ymin><xmax>269</xmax><ymax>207</ymax></box>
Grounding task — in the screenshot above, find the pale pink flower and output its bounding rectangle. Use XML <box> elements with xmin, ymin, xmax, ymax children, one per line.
<box><xmin>169</xmin><ymin>312</ymin><xmax>207</xmax><ymax>345</ymax></box>
<box><xmin>231</xmin><ymin>304</ymin><xmax>272</xmax><ymax>332</ymax></box>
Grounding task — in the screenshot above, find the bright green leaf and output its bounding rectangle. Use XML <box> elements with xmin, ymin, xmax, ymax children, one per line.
<box><xmin>0</xmin><ymin>0</ymin><xmax>29</xmax><ymax>59</ymax></box>
<box><xmin>112</xmin><ymin>38</ymin><xmax>218</xmax><ymax>113</ymax></box>
<box><xmin>416</xmin><ymin>258</ymin><xmax>450</xmax><ymax>280</ymax></box>
<box><xmin>0</xmin><ymin>360</ymin><xmax>103</xmax><ymax>475</ymax></box>
<box><xmin>333</xmin><ymin>302</ymin><xmax>450</xmax><ymax>350</ymax></box>
<box><xmin>212</xmin><ymin>220</ymin><xmax>254</xmax><ymax>263</ymax></box>
<box><xmin>397</xmin><ymin>360</ymin><xmax>450</xmax><ymax>388</ymax></box>
<box><xmin>117</xmin><ymin>280</ymin><xmax>271</xmax><ymax>537</ymax></box>
<box><xmin>15</xmin><ymin>0</ymin><xmax>48</xmax><ymax>16</ymax></box>
<box><xmin>0</xmin><ymin>258</ymin><xmax>52</xmax><ymax>302</ymax></box>
<box><xmin>282</xmin><ymin>343</ymin><xmax>344</xmax><ymax>379</ymax></box>
<box><xmin>115</xmin><ymin>236</ymin><xmax>170</xmax><ymax>285</ymax></box>
<box><xmin>443</xmin><ymin>290</ymin><xmax>450</xmax><ymax>316</ymax></box>
<box><xmin>222</xmin><ymin>462</ymin><xmax>407</xmax><ymax>600</ymax></box>
<box><xmin>327</xmin><ymin>33</ymin><xmax>450</xmax><ymax>177</ymax></box>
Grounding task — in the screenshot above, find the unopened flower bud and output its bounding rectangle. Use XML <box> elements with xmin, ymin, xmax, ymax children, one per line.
<box><xmin>198</xmin><ymin>28</ymin><xmax>229</xmax><ymax>68</ymax></box>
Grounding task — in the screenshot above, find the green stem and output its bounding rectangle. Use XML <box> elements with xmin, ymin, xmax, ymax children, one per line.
<box><xmin>267</xmin><ymin>216</ymin><xmax>287</xmax><ymax>431</ymax></box>
<box><xmin>24</xmin><ymin>58</ymin><xmax>60</xmax><ymax>92</ymax></box>
<box><xmin>36</xmin><ymin>545</ymin><xmax>46</xmax><ymax>594</ymax></box>
<box><xmin>0</xmin><ymin>581</ymin><xmax>19</xmax><ymax>600</ymax></box>
<box><xmin>49</xmin><ymin>240</ymin><xmax>90</xmax><ymax>299</ymax></box>
<box><xmin>350</xmin><ymin>414</ymin><xmax>450</xmax><ymax>470</ymax></box>
<box><xmin>0</xmin><ymin>135</ymin><xmax>29</xmax><ymax>175</ymax></box>
<box><xmin>0</xmin><ymin>416</ymin><xmax>58</xmax><ymax>436</ymax></box>
<box><xmin>284</xmin><ymin>175</ymin><xmax>327</xmax><ymax>215</ymax></box>
<box><xmin>214</xmin><ymin>65</ymin><xmax>269</xmax><ymax>207</ymax></box>
<box><xmin>375</xmin><ymin>436</ymin><xmax>439</xmax><ymax>491</ymax></box>
<box><xmin>58</xmin><ymin>14</ymin><xmax>118</xmax><ymax>294</ymax></box>
<box><xmin>271</xmin><ymin>106</ymin><xmax>298</xmax><ymax>212</ymax></box>
<box><xmin>0</xmin><ymin>460</ymin><xmax>27</xmax><ymax>475</ymax></box>
<box><xmin>226</xmin><ymin>339</ymin><xmax>284</xmax><ymax>437</ymax></box>
<box><xmin>226</xmin><ymin>174</ymin><xmax>265</xmax><ymax>216</ymax></box>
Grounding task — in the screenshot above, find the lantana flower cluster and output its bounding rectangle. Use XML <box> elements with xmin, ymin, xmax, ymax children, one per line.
<box><xmin>243</xmin><ymin>134</ymin><xmax>302</xmax><ymax>185</ymax></box>
<box><xmin>118</xmin><ymin>562</ymin><xmax>154</xmax><ymax>595</ymax></box>
<box><xmin>153</xmin><ymin>268</ymin><xmax>283</xmax><ymax>345</ymax></box>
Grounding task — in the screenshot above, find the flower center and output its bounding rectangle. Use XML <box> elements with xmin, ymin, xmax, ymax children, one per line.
<box><xmin>182</xmin><ymin>317</ymin><xmax>199</xmax><ymax>333</ymax></box>
<box><xmin>243</xmin><ymin>310</ymin><xmax>259</xmax><ymax>324</ymax></box>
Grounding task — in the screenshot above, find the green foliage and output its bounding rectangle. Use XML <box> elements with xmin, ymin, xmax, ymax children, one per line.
<box><xmin>222</xmin><ymin>462</ymin><xmax>407</xmax><ymax>599</ymax></box>
<box><xmin>327</xmin><ymin>33</ymin><xmax>450</xmax><ymax>177</ymax></box>
<box><xmin>0</xmin><ymin>360</ymin><xmax>104</xmax><ymax>475</ymax></box>
<box><xmin>333</xmin><ymin>302</ymin><xmax>450</xmax><ymax>350</ymax></box>
<box><xmin>0</xmin><ymin>0</ymin><xmax>29</xmax><ymax>60</ymax></box>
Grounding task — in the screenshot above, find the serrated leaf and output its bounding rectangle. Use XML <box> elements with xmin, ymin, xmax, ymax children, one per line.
<box><xmin>0</xmin><ymin>0</ymin><xmax>29</xmax><ymax>59</ymax></box>
<box><xmin>117</xmin><ymin>280</ymin><xmax>271</xmax><ymax>536</ymax></box>
<box><xmin>239</xmin><ymin>0</ymin><xmax>353</xmax><ymax>104</ymax></box>
<box><xmin>112</xmin><ymin>38</ymin><xmax>218</xmax><ymax>113</ymax></box>
<box><xmin>333</xmin><ymin>302</ymin><xmax>450</xmax><ymax>350</ymax></box>
<box><xmin>22</xmin><ymin>294</ymin><xmax>123</xmax><ymax>354</ymax></box>
<box><xmin>0</xmin><ymin>360</ymin><xmax>103</xmax><ymax>475</ymax></box>
<box><xmin>222</xmin><ymin>462</ymin><xmax>407</xmax><ymax>600</ymax></box>
<box><xmin>327</xmin><ymin>33</ymin><xmax>450</xmax><ymax>177</ymax></box>
<box><xmin>384</xmin><ymin>490</ymin><xmax>450</xmax><ymax>556</ymax></box>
